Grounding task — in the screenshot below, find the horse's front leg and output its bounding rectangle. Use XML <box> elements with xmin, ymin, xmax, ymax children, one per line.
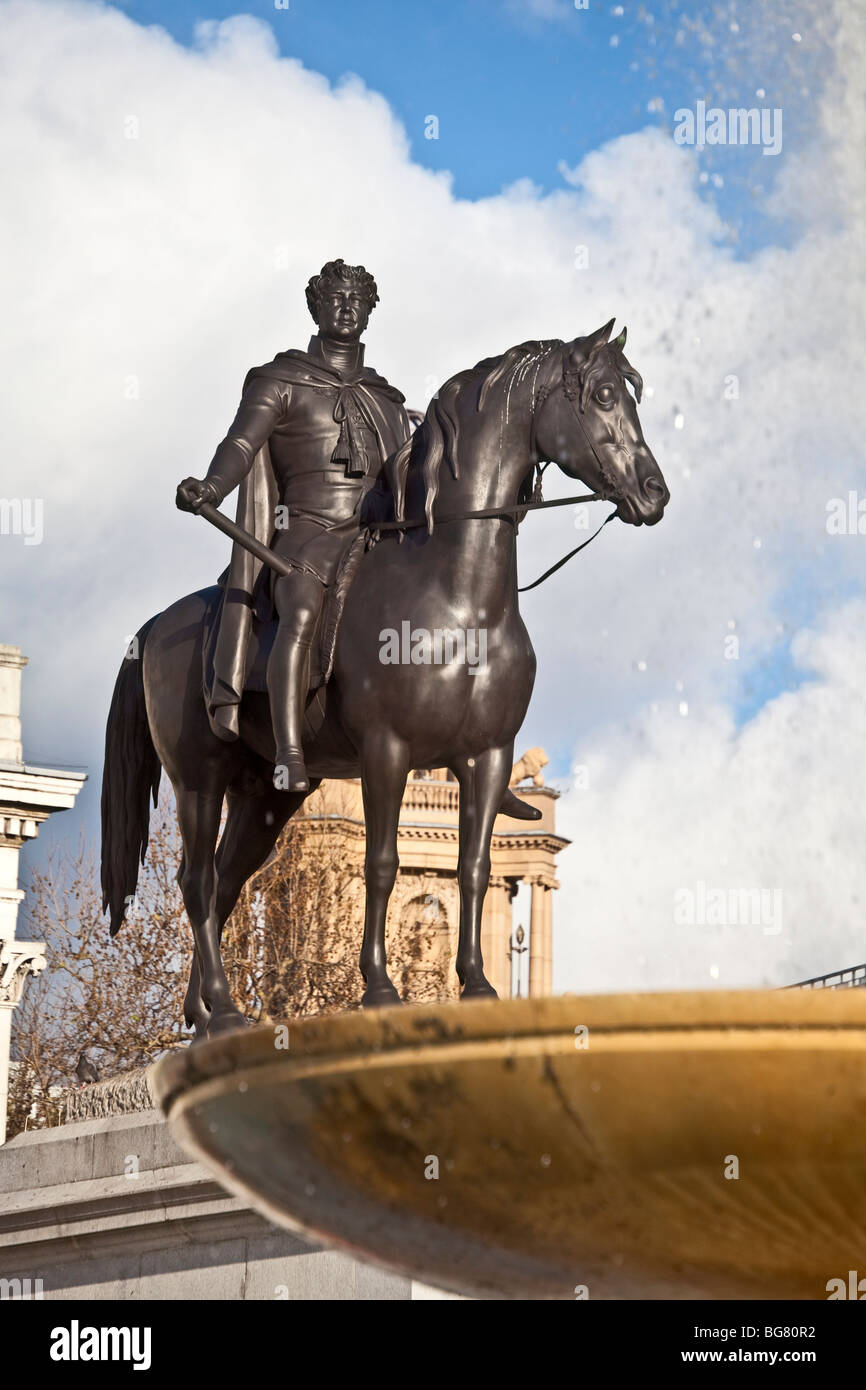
<box><xmin>359</xmin><ymin>733</ymin><xmax>410</xmax><ymax>1007</ymax></box>
<box><xmin>452</xmin><ymin>744</ymin><xmax>514</xmax><ymax>999</ymax></box>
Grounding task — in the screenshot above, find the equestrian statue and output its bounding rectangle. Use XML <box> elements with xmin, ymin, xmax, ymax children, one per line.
<box><xmin>101</xmin><ymin>259</ymin><xmax>669</xmax><ymax>1039</ymax></box>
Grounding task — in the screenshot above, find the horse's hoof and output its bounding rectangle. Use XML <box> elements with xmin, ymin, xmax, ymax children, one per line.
<box><xmin>361</xmin><ymin>981</ymin><xmax>402</xmax><ymax>1008</ymax></box>
<box><xmin>205</xmin><ymin>1011</ymin><xmax>250</xmax><ymax>1038</ymax></box>
<box><xmin>460</xmin><ymin>979</ymin><xmax>499</xmax><ymax>1001</ymax></box>
<box><xmin>497</xmin><ymin>787</ymin><xmax>542</xmax><ymax>821</ymax></box>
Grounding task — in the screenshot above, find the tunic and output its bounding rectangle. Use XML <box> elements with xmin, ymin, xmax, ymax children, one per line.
<box><xmin>202</xmin><ymin>335</ymin><xmax>410</xmax><ymax>738</ymax></box>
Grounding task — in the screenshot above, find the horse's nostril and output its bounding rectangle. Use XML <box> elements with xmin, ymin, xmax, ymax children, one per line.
<box><xmin>644</xmin><ymin>476</ymin><xmax>666</xmax><ymax>500</ymax></box>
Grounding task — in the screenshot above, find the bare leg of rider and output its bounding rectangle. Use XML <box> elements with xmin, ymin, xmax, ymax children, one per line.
<box><xmin>268</xmin><ymin>567</ymin><xmax>326</xmax><ymax>792</ymax></box>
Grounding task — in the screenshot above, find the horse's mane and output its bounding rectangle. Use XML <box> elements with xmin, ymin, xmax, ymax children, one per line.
<box><xmin>384</xmin><ymin>340</ymin><xmax>561</xmax><ymax>534</ymax></box>
<box><xmin>384</xmin><ymin>330</ymin><xmax>644</xmax><ymax>533</ymax></box>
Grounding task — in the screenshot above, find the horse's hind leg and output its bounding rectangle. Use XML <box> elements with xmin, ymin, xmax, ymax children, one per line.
<box><xmin>452</xmin><ymin>743</ymin><xmax>514</xmax><ymax>999</ymax></box>
<box><xmin>179</xmin><ymin>846</ymin><xmax>216</xmax><ymax>1040</ymax></box>
<box><xmin>175</xmin><ymin>783</ymin><xmax>247</xmax><ymax>1039</ymax></box>
<box><xmin>214</xmin><ymin>781</ymin><xmax>316</xmax><ymax>924</ymax></box>
<box><xmin>359</xmin><ymin>734</ymin><xmax>410</xmax><ymax>1007</ymax></box>
<box><xmin>183</xmin><ymin>779</ymin><xmax>317</xmax><ymax>1038</ymax></box>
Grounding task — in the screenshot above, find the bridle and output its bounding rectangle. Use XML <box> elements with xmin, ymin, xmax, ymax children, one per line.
<box><xmin>367</xmin><ymin>344</ymin><xmax>623</xmax><ymax>590</ymax></box>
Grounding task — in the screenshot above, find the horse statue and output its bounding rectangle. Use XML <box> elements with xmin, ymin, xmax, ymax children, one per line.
<box><xmin>101</xmin><ymin>320</ymin><xmax>668</xmax><ymax>1040</ymax></box>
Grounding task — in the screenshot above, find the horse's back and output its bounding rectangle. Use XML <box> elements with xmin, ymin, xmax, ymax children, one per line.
<box><xmin>145</xmin><ymin>585</ymin><xmax>219</xmax><ymax>680</ymax></box>
<box><xmin>142</xmin><ymin>586</ymin><xmax>226</xmax><ymax>775</ymax></box>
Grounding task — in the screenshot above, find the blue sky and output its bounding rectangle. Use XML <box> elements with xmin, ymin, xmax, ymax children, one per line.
<box><xmin>120</xmin><ymin>0</ymin><xmax>824</xmax><ymax>247</ymax></box>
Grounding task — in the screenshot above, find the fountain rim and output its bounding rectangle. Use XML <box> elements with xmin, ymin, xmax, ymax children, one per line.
<box><xmin>150</xmin><ymin>987</ymin><xmax>866</xmax><ymax>1116</ymax></box>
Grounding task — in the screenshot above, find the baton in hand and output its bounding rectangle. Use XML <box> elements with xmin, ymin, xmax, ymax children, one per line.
<box><xmin>196</xmin><ymin>501</ymin><xmax>295</xmax><ymax>580</ymax></box>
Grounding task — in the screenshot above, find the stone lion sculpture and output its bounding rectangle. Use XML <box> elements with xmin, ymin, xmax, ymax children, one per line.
<box><xmin>509</xmin><ymin>747</ymin><xmax>549</xmax><ymax>788</ymax></box>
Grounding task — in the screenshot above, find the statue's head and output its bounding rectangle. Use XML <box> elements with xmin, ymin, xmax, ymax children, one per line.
<box><xmin>306</xmin><ymin>259</ymin><xmax>379</xmax><ymax>341</ymax></box>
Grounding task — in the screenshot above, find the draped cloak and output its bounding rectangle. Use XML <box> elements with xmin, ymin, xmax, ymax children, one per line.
<box><xmin>205</xmin><ymin>348</ymin><xmax>409</xmax><ymax>741</ymax></box>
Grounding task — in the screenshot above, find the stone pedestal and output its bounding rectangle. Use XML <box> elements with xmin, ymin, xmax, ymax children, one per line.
<box><xmin>0</xmin><ymin>1105</ymin><xmax>413</xmax><ymax>1300</ymax></box>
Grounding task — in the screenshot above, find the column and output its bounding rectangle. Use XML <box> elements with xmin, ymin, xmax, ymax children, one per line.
<box><xmin>528</xmin><ymin>878</ymin><xmax>553</xmax><ymax>998</ymax></box>
<box><xmin>0</xmin><ymin>646</ymin><xmax>27</xmax><ymax>764</ymax></box>
<box><xmin>0</xmin><ymin>827</ymin><xmax>38</xmax><ymax>1146</ymax></box>
<box><xmin>541</xmin><ymin>881</ymin><xmax>554</xmax><ymax>995</ymax></box>
<box><xmin>0</xmin><ymin>935</ymin><xmax>46</xmax><ymax>1144</ymax></box>
<box><xmin>481</xmin><ymin>875</ymin><xmax>511</xmax><ymax>999</ymax></box>
<box><xmin>0</xmin><ymin>1005</ymin><xmax>10</xmax><ymax>1147</ymax></box>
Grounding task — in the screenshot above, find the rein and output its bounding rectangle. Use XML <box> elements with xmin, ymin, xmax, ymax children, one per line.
<box><xmin>516</xmin><ymin>508</ymin><xmax>616</xmax><ymax>592</ymax></box>
<box><xmin>367</xmin><ymin>346</ymin><xmax>621</xmax><ymax>590</ymax></box>
<box><xmin>370</xmin><ymin>487</ymin><xmax>603</xmax><ymax>531</ymax></box>
<box><xmin>367</xmin><ymin>485</ymin><xmax>617</xmax><ymax>592</ymax></box>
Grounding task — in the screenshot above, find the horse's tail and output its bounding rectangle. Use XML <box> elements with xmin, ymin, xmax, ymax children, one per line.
<box><xmin>100</xmin><ymin>616</ymin><xmax>162</xmax><ymax>936</ymax></box>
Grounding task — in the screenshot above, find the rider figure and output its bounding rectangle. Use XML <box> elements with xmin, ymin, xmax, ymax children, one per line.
<box><xmin>176</xmin><ymin>260</ymin><xmax>410</xmax><ymax>792</ymax></box>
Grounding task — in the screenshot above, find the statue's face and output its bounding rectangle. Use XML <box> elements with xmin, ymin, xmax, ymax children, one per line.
<box><xmin>315</xmin><ymin>280</ymin><xmax>371</xmax><ymax>340</ymax></box>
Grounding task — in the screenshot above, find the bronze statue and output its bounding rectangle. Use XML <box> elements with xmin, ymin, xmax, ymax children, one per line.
<box><xmin>176</xmin><ymin>259</ymin><xmax>409</xmax><ymax>793</ymax></box>
<box><xmin>102</xmin><ymin>261</ymin><xmax>669</xmax><ymax>1039</ymax></box>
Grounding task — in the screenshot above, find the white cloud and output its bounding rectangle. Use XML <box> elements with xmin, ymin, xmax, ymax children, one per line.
<box><xmin>0</xmin><ymin>0</ymin><xmax>863</xmax><ymax>986</ymax></box>
<box><xmin>507</xmin><ymin>0</ymin><xmax>572</xmax><ymax>19</ymax></box>
<box><xmin>555</xmin><ymin>598</ymin><xmax>866</xmax><ymax>991</ymax></box>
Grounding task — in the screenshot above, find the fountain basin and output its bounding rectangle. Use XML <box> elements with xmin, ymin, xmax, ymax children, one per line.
<box><xmin>151</xmin><ymin>990</ymin><xmax>866</xmax><ymax>1299</ymax></box>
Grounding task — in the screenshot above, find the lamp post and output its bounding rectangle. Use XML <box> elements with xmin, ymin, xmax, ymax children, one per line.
<box><xmin>508</xmin><ymin>924</ymin><xmax>528</xmax><ymax>998</ymax></box>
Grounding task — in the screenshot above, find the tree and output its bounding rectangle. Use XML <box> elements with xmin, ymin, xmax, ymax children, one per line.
<box><xmin>223</xmin><ymin>780</ymin><xmax>366</xmax><ymax>1019</ymax></box>
<box><xmin>8</xmin><ymin>783</ymin><xmax>365</xmax><ymax>1138</ymax></box>
<box><xmin>8</xmin><ymin>801</ymin><xmax>191</xmax><ymax>1137</ymax></box>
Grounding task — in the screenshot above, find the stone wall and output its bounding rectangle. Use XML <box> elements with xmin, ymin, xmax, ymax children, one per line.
<box><xmin>0</xmin><ymin>1105</ymin><xmax>411</xmax><ymax>1300</ymax></box>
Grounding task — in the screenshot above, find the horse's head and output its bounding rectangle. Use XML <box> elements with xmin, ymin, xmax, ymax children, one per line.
<box><xmin>535</xmin><ymin>322</ymin><xmax>669</xmax><ymax>526</ymax></box>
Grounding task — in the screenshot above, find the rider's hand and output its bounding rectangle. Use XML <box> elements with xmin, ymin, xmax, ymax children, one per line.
<box><xmin>176</xmin><ymin>477</ymin><xmax>221</xmax><ymax>514</ymax></box>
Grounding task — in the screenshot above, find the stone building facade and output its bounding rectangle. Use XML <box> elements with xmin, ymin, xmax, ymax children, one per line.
<box><xmin>287</xmin><ymin>760</ymin><xmax>568</xmax><ymax>1005</ymax></box>
<box><xmin>0</xmin><ymin>645</ymin><xmax>86</xmax><ymax>1143</ymax></box>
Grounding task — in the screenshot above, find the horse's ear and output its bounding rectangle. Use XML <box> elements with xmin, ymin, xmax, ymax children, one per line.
<box><xmin>568</xmin><ymin>318</ymin><xmax>615</xmax><ymax>364</ymax></box>
<box><xmin>614</xmin><ymin>326</ymin><xmax>627</xmax><ymax>349</ymax></box>
<box><xmin>585</xmin><ymin>319</ymin><xmax>615</xmax><ymax>352</ymax></box>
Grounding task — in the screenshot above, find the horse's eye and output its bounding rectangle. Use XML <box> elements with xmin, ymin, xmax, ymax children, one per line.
<box><xmin>595</xmin><ymin>385</ymin><xmax>615</xmax><ymax>405</ymax></box>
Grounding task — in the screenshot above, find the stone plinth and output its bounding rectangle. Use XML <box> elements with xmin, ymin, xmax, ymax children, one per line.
<box><xmin>0</xmin><ymin>1104</ymin><xmax>412</xmax><ymax>1300</ymax></box>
